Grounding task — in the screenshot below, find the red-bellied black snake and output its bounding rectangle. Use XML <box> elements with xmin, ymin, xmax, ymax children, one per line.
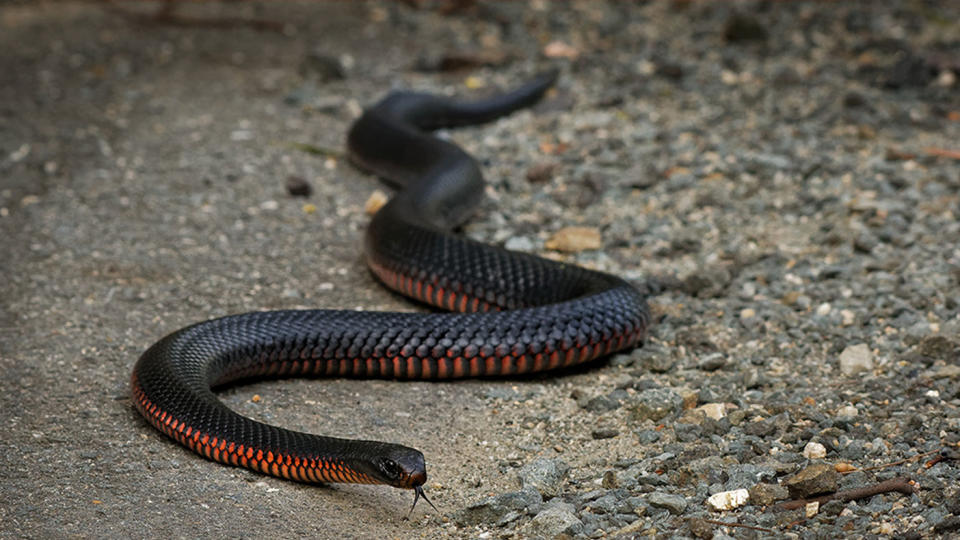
<box><xmin>130</xmin><ymin>71</ymin><xmax>650</xmax><ymax>510</ymax></box>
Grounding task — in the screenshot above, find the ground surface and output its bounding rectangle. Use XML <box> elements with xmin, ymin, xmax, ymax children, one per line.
<box><xmin>1</xmin><ymin>1</ymin><xmax>959</xmax><ymax>539</ymax></box>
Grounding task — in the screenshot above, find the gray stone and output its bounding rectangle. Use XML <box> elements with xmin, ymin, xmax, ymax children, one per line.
<box><xmin>933</xmin><ymin>515</ymin><xmax>960</xmax><ymax>534</ymax></box>
<box><xmin>635</xmin><ymin>429</ymin><xmax>661</xmax><ymax>444</ymax></box>
<box><xmin>919</xmin><ymin>336</ymin><xmax>959</xmax><ymax>360</ymax></box>
<box><xmin>730</xmin><ymin>463</ymin><xmax>780</xmax><ymax>486</ymax></box>
<box><xmin>592</xmin><ymin>428</ymin><xmax>619</xmax><ymax>440</ymax></box>
<box><xmin>522</xmin><ymin>506</ymin><xmax>584</xmax><ymax>538</ymax></box>
<box><xmin>748</xmin><ymin>482</ymin><xmax>789</xmax><ymax>506</ymax></box>
<box><xmin>853</xmin><ymin>230</ymin><xmax>878</xmax><ymax>253</ymax></box>
<box><xmin>300</xmin><ymin>48</ymin><xmax>347</xmax><ymax>82</ymax></box>
<box><xmin>629</xmin><ymin>388</ymin><xmax>682</xmax><ymax>423</ymax></box>
<box><xmin>684</xmin><ymin>455</ymin><xmax>725</xmax><ymax>478</ymax></box>
<box><xmin>838</xmin><ymin>344</ymin><xmax>874</xmax><ymax>376</ymax></box>
<box><xmin>743</xmin><ymin>418</ymin><xmax>776</xmax><ymax>437</ymax></box>
<box><xmin>783</xmin><ymin>463</ymin><xmax>839</xmax><ymax>499</ymax></box>
<box><xmin>682</xmin><ymin>267</ymin><xmax>732</xmax><ymax>298</ymax></box>
<box><xmin>518</xmin><ymin>458</ymin><xmax>570</xmax><ymax>498</ymax></box>
<box><xmin>587</xmin><ymin>494</ymin><xmax>619</xmax><ymax>514</ymax></box>
<box><xmin>697</xmin><ymin>353</ymin><xmax>726</xmax><ymax>371</ymax></box>
<box><xmin>646</xmin><ymin>492</ymin><xmax>687</xmax><ymax>514</ymax></box>
<box><xmin>674</xmin><ymin>423</ymin><xmax>703</xmax><ymax>442</ymax></box>
<box><xmin>637</xmin><ymin>474</ymin><xmax>670</xmax><ymax>487</ymax></box>
<box><xmin>583</xmin><ymin>394</ymin><xmax>621</xmax><ymax>413</ymax></box>
<box><xmin>455</xmin><ymin>487</ymin><xmax>542</xmax><ymax>526</ymax></box>
<box><xmin>504</xmin><ymin>236</ymin><xmax>535</xmax><ymax>252</ymax></box>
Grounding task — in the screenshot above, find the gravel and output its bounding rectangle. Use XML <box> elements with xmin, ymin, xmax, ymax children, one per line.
<box><xmin>1</xmin><ymin>1</ymin><xmax>958</xmax><ymax>539</ymax></box>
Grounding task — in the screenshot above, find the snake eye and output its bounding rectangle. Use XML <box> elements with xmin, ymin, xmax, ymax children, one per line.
<box><xmin>378</xmin><ymin>458</ymin><xmax>404</xmax><ymax>481</ymax></box>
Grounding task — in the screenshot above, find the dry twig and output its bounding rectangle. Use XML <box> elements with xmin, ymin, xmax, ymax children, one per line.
<box><xmin>923</xmin><ymin>147</ymin><xmax>960</xmax><ymax>160</ymax></box>
<box><xmin>841</xmin><ymin>448</ymin><xmax>943</xmax><ymax>474</ymax></box>
<box><xmin>773</xmin><ymin>477</ymin><xmax>917</xmax><ymax>512</ymax></box>
<box><xmin>699</xmin><ymin>519</ymin><xmax>774</xmax><ymax>533</ymax></box>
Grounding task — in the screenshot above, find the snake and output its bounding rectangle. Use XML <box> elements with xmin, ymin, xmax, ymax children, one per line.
<box><xmin>130</xmin><ymin>71</ymin><xmax>650</xmax><ymax>510</ymax></box>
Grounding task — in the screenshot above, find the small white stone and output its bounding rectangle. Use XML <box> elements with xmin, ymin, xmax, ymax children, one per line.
<box><xmin>706</xmin><ymin>489</ymin><xmax>750</xmax><ymax>511</ymax></box>
<box><xmin>805</xmin><ymin>501</ymin><xmax>819</xmax><ymax>518</ymax></box>
<box><xmin>803</xmin><ymin>442</ymin><xmax>827</xmax><ymax>459</ymax></box>
<box><xmin>816</xmin><ymin>302</ymin><xmax>832</xmax><ymax>316</ymax></box>
<box><xmin>9</xmin><ymin>143</ymin><xmax>30</xmax><ymax>162</ymax></box>
<box><xmin>841</xmin><ymin>309</ymin><xmax>856</xmax><ymax>326</ymax></box>
<box><xmin>837</xmin><ymin>405</ymin><xmax>858</xmax><ymax>418</ymax></box>
<box><xmin>696</xmin><ymin>403</ymin><xmax>726</xmax><ymax>420</ymax></box>
<box><xmin>838</xmin><ymin>343</ymin><xmax>874</xmax><ymax>376</ymax></box>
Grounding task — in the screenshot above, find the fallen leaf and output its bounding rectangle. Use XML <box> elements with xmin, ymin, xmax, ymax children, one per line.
<box><xmin>365</xmin><ymin>189</ymin><xmax>389</xmax><ymax>215</ymax></box>
<box><xmin>545</xmin><ymin>226</ymin><xmax>602</xmax><ymax>252</ymax></box>
<box><xmin>544</xmin><ymin>40</ymin><xmax>580</xmax><ymax>60</ymax></box>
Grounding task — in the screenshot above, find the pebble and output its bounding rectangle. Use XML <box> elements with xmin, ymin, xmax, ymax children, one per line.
<box><xmin>933</xmin><ymin>515</ymin><xmax>960</xmax><ymax>534</ymax></box>
<box><xmin>919</xmin><ymin>336</ymin><xmax>959</xmax><ymax>360</ymax></box>
<box><xmin>635</xmin><ymin>429</ymin><xmax>661</xmax><ymax>444</ymax></box>
<box><xmin>300</xmin><ymin>48</ymin><xmax>347</xmax><ymax>82</ymax></box>
<box><xmin>647</xmin><ymin>492</ymin><xmax>687</xmax><ymax>515</ymax></box>
<box><xmin>687</xmin><ymin>518</ymin><xmax>715</xmax><ymax>539</ymax></box>
<box><xmin>455</xmin><ymin>488</ymin><xmax>542</xmax><ymax>526</ymax></box>
<box><xmin>631</xmin><ymin>346</ymin><xmax>675</xmax><ymax>373</ymax></box>
<box><xmin>504</xmin><ymin>236</ymin><xmax>535</xmax><ymax>252</ymax></box>
<box><xmin>748</xmin><ymin>482</ymin><xmax>789</xmax><ymax>506</ymax></box>
<box><xmin>838</xmin><ymin>344</ymin><xmax>874</xmax><ymax>376</ymax></box>
<box><xmin>522</xmin><ymin>505</ymin><xmax>583</xmax><ymax>538</ymax></box>
<box><xmin>696</xmin><ymin>403</ymin><xmax>726</xmax><ymax>420</ymax></box>
<box><xmin>285</xmin><ymin>175</ymin><xmax>312</xmax><ymax>197</ymax></box>
<box><xmin>697</xmin><ymin>353</ymin><xmax>726</xmax><ymax>371</ymax></box>
<box><xmin>836</xmin><ymin>405</ymin><xmax>858</xmax><ymax>418</ymax></box>
<box><xmin>803</xmin><ymin>441</ymin><xmax>828</xmax><ymax>459</ymax></box>
<box><xmin>525</xmin><ymin>162</ymin><xmax>559</xmax><ymax>184</ymax></box>
<box><xmin>591</xmin><ymin>428</ymin><xmax>619</xmax><ymax>440</ymax></box>
<box><xmin>629</xmin><ymin>388</ymin><xmax>682</xmax><ymax>423</ymax></box>
<box><xmin>724</xmin><ymin>13</ymin><xmax>769</xmax><ymax>42</ymax></box>
<box><xmin>706</xmin><ymin>489</ymin><xmax>749</xmax><ymax>511</ymax></box>
<box><xmin>682</xmin><ymin>267</ymin><xmax>732</xmax><ymax>298</ymax></box>
<box><xmin>783</xmin><ymin>463</ymin><xmax>839</xmax><ymax>499</ymax></box>
<box><xmin>582</xmin><ymin>393</ymin><xmax>621</xmax><ymax>413</ymax></box>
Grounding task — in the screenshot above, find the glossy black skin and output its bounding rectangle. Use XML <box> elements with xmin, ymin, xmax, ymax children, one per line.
<box><xmin>131</xmin><ymin>71</ymin><xmax>650</xmax><ymax>491</ymax></box>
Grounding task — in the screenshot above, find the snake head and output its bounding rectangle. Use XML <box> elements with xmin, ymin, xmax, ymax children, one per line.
<box><xmin>372</xmin><ymin>447</ymin><xmax>427</xmax><ymax>489</ymax></box>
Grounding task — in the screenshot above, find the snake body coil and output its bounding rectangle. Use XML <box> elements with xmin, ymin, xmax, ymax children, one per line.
<box><xmin>131</xmin><ymin>72</ymin><xmax>650</xmax><ymax>498</ymax></box>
